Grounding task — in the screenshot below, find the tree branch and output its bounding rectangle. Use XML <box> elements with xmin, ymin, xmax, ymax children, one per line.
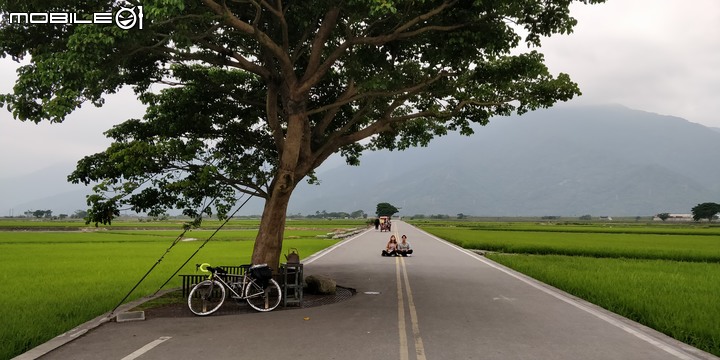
<box><xmin>229</xmin><ymin>182</ymin><xmax>267</xmax><ymax>199</ymax></box>
<box><xmin>159</xmin><ymin>46</ymin><xmax>243</xmax><ymax>73</ymax></box>
<box><xmin>170</xmin><ymin>163</ymin><xmax>269</xmax><ymax>199</ymax></box>
<box><xmin>201</xmin><ymin>0</ymin><xmax>255</xmax><ymax>33</ymax></box>
<box><xmin>310</xmin><ymin>70</ymin><xmax>451</xmax><ymax>117</ymax></box>
<box><xmin>290</xmin><ymin>23</ymin><xmax>314</xmax><ymax>65</ymax></box>
<box><xmin>312</xmin><ymin>79</ymin><xmax>356</xmax><ymax>137</ymax></box>
<box><xmin>340</xmin><ymin>110</ymin><xmax>435</xmax><ymax>146</ymax></box>
<box><xmin>302</xmin><ymin>7</ymin><xmax>341</xmax><ymax>83</ymax></box>
<box><xmin>306</xmin><ymin>69</ymin><xmax>456</xmax><ymax>169</ymax></box>
<box><xmin>198</xmin><ymin>40</ymin><xmax>271</xmax><ymax>78</ymax></box>
<box><xmin>266</xmin><ymin>84</ymin><xmax>285</xmax><ymax>154</ymax></box>
<box><xmin>393</xmin><ymin>0</ymin><xmax>457</xmax><ymax>34</ymax></box>
<box><xmin>334</xmin><ymin>96</ymin><xmax>511</xmax><ymax>151</ymax></box>
<box><xmin>201</xmin><ymin>0</ymin><xmax>296</xmax><ymax>86</ymax></box>
<box><xmin>296</xmin><ymin>2</ymin><xmax>462</xmax><ymax>95</ymax></box>
<box><xmin>259</xmin><ymin>0</ymin><xmax>290</xmax><ymax>54</ymax></box>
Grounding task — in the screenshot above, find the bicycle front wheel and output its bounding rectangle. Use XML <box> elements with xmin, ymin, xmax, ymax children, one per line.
<box><xmin>245</xmin><ymin>279</ymin><xmax>281</xmax><ymax>312</ymax></box>
<box><xmin>188</xmin><ymin>280</ymin><xmax>226</xmax><ymax>316</ymax></box>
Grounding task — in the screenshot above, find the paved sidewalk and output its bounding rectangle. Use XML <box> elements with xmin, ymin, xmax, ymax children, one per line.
<box><xmin>23</xmin><ymin>221</ymin><xmax>720</xmax><ymax>360</ymax></box>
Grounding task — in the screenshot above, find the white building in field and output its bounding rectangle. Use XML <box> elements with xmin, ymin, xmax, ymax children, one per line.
<box><xmin>652</xmin><ymin>214</ymin><xmax>694</xmax><ymax>222</ymax></box>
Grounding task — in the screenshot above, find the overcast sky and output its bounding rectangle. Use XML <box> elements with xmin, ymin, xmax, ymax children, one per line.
<box><xmin>1</xmin><ymin>0</ymin><xmax>719</xmax><ymax>178</ymax></box>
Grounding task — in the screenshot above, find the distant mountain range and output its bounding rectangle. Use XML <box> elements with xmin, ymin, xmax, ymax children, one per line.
<box><xmin>1</xmin><ymin>105</ymin><xmax>718</xmax><ymax>217</ymax></box>
<box><xmin>287</xmin><ymin>105</ymin><xmax>720</xmax><ymax>216</ymax></box>
<box><xmin>0</xmin><ymin>164</ymin><xmax>91</xmax><ymax>217</ymax></box>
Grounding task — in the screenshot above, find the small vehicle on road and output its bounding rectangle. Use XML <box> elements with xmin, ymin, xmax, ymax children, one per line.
<box><xmin>379</xmin><ymin>216</ymin><xmax>391</xmax><ymax>232</ymax></box>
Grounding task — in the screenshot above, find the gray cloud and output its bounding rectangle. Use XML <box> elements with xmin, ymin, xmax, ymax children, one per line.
<box><xmin>1</xmin><ymin>0</ymin><xmax>719</xmax><ymax>176</ymax></box>
<box><xmin>538</xmin><ymin>0</ymin><xmax>720</xmax><ymax>127</ymax></box>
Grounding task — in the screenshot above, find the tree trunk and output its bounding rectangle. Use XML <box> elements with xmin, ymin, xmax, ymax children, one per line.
<box><xmin>251</xmin><ymin>107</ymin><xmax>307</xmax><ymax>270</ymax></box>
<box><xmin>251</xmin><ymin>178</ymin><xmax>293</xmax><ymax>271</ymax></box>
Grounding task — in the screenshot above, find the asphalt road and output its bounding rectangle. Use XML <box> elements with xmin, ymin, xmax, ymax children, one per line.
<box><xmin>35</xmin><ymin>221</ymin><xmax>718</xmax><ymax>360</ymax></box>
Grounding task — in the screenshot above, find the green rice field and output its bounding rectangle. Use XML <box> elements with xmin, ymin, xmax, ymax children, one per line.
<box><xmin>420</xmin><ymin>225</ymin><xmax>720</xmax><ymax>262</ymax></box>
<box><xmin>6</xmin><ymin>218</ymin><xmax>719</xmax><ymax>357</ymax></box>
<box><xmin>0</xmin><ymin>219</ymin><xmax>362</xmax><ymax>359</ymax></box>
<box><xmin>415</xmin><ymin>220</ymin><xmax>720</xmax><ymax>356</ymax></box>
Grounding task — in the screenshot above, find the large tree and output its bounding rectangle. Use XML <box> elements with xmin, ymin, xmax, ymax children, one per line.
<box><xmin>1</xmin><ymin>0</ymin><xmax>604</xmax><ymax>268</ymax></box>
<box><xmin>691</xmin><ymin>202</ymin><xmax>720</xmax><ymax>222</ymax></box>
<box><xmin>376</xmin><ymin>202</ymin><xmax>400</xmax><ymax>217</ymax></box>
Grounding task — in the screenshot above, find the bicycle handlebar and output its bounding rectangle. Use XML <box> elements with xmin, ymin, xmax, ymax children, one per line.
<box><xmin>196</xmin><ymin>263</ymin><xmax>228</xmax><ymax>275</ymax></box>
<box><xmin>197</xmin><ymin>263</ymin><xmax>211</xmax><ymax>273</ymax></box>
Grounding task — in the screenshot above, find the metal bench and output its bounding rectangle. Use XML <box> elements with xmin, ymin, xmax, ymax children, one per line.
<box><xmin>179</xmin><ymin>264</ymin><xmax>302</xmax><ymax>307</ymax></box>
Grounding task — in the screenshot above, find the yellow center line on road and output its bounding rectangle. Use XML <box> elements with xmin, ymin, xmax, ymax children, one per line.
<box><xmin>401</xmin><ymin>256</ymin><xmax>426</xmax><ymax>360</ymax></box>
<box><xmin>397</xmin><ymin>256</ymin><xmax>409</xmax><ymax>360</ymax></box>
<box><xmin>394</xmin><ymin>225</ymin><xmax>427</xmax><ymax>360</ymax></box>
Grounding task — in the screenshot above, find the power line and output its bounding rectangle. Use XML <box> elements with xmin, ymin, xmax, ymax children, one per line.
<box><xmin>153</xmin><ymin>193</ymin><xmax>256</xmax><ymax>296</ymax></box>
<box><xmin>109</xmin><ymin>192</ymin><xmax>256</xmax><ymax>315</ymax></box>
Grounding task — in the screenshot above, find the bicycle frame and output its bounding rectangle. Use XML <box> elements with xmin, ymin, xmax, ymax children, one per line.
<box><xmin>198</xmin><ymin>264</ymin><xmax>265</xmax><ymax>301</ymax></box>
<box><xmin>188</xmin><ymin>262</ymin><xmax>281</xmax><ymax>315</ymax></box>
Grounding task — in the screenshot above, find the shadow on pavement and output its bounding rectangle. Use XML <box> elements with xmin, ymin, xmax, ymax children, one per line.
<box><xmin>141</xmin><ymin>286</ymin><xmax>357</xmax><ymax>318</ymax></box>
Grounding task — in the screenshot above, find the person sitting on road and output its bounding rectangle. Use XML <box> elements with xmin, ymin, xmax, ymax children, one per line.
<box><xmin>381</xmin><ymin>235</ymin><xmax>398</xmax><ymax>256</ymax></box>
<box><xmin>397</xmin><ymin>235</ymin><xmax>413</xmax><ymax>257</ymax></box>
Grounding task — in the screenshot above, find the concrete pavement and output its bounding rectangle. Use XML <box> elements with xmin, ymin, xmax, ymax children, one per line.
<box><xmin>29</xmin><ymin>221</ymin><xmax>720</xmax><ymax>360</ymax></box>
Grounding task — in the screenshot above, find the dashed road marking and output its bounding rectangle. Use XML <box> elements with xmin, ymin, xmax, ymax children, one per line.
<box><xmin>120</xmin><ymin>336</ymin><xmax>171</xmax><ymax>360</ymax></box>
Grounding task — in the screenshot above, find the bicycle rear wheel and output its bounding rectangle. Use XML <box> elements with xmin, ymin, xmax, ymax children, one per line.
<box><xmin>245</xmin><ymin>279</ymin><xmax>281</xmax><ymax>312</ymax></box>
<box><xmin>188</xmin><ymin>280</ymin><xmax>226</xmax><ymax>316</ymax></box>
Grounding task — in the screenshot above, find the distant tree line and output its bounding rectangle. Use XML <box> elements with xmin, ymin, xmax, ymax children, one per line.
<box><xmin>408</xmin><ymin>214</ymin><xmax>453</xmax><ymax>220</ymax></box>
<box><xmin>9</xmin><ymin>209</ymin><xmax>88</xmax><ymax>220</ymax></box>
<box><xmin>305</xmin><ymin>210</ymin><xmax>367</xmax><ymax>219</ymax></box>
<box><xmin>24</xmin><ymin>210</ymin><xmax>53</xmax><ymax>219</ymax></box>
<box><xmin>654</xmin><ymin>202</ymin><xmax>719</xmax><ymax>222</ymax></box>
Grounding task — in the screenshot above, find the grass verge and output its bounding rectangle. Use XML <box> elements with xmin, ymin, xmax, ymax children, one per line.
<box><xmin>487</xmin><ymin>254</ymin><xmax>720</xmax><ymax>356</ymax></box>
<box><xmin>0</xmin><ymin>224</ymin><xmax>346</xmax><ymax>360</ymax></box>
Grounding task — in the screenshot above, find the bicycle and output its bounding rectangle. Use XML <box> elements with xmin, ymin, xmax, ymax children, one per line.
<box><xmin>187</xmin><ymin>263</ymin><xmax>282</xmax><ymax>315</ymax></box>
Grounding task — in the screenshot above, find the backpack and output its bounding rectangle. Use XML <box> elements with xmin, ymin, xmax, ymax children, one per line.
<box><xmin>249</xmin><ymin>264</ymin><xmax>273</xmax><ymax>288</ymax></box>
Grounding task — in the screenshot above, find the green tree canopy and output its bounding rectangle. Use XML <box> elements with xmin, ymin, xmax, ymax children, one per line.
<box><xmin>691</xmin><ymin>203</ymin><xmax>720</xmax><ymax>222</ymax></box>
<box><xmin>376</xmin><ymin>202</ymin><xmax>399</xmax><ymax>217</ymax></box>
<box><xmin>1</xmin><ymin>0</ymin><xmax>604</xmax><ymax>267</ymax></box>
